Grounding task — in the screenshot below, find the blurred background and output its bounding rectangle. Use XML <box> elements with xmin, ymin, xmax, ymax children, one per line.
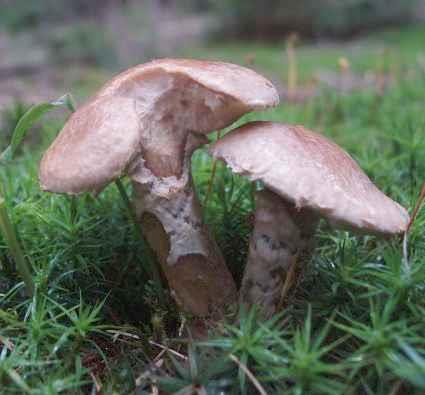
<box><xmin>0</xmin><ymin>0</ymin><xmax>424</xmax><ymax>111</ymax></box>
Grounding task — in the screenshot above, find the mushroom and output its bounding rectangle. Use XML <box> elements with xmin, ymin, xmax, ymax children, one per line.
<box><xmin>39</xmin><ymin>59</ymin><xmax>279</xmax><ymax>318</ymax></box>
<box><xmin>210</xmin><ymin>121</ymin><xmax>409</xmax><ymax>318</ymax></box>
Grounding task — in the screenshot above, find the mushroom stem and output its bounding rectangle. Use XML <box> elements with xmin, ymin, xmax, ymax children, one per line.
<box><xmin>130</xmin><ymin>134</ymin><xmax>237</xmax><ymax>318</ymax></box>
<box><xmin>240</xmin><ymin>189</ymin><xmax>319</xmax><ymax>318</ymax></box>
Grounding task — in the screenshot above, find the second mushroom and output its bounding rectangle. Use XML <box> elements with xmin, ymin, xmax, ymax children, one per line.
<box><xmin>210</xmin><ymin>121</ymin><xmax>409</xmax><ymax>318</ymax></box>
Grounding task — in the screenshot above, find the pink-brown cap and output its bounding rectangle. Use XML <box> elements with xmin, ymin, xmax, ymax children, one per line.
<box><xmin>40</xmin><ymin>59</ymin><xmax>279</xmax><ymax>194</ymax></box>
<box><xmin>210</xmin><ymin>121</ymin><xmax>409</xmax><ymax>236</ymax></box>
<box><xmin>100</xmin><ymin>59</ymin><xmax>279</xmax><ymax>111</ymax></box>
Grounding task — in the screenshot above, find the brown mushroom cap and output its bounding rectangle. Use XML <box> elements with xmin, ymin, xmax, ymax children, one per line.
<box><xmin>101</xmin><ymin>59</ymin><xmax>279</xmax><ymax>111</ymax></box>
<box><xmin>40</xmin><ymin>96</ymin><xmax>140</xmax><ymax>194</ymax></box>
<box><xmin>210</xmin><ymin>121</ymin><xmax>409</xmax><ymax>236</ymax></box>
<box><xmin>40</xmin><ymin>59</ymin><xmax>279</xmax><ymax>194</ymax></box>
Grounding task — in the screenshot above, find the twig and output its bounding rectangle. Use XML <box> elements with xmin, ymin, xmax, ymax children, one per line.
<box><xmin>229</xmin><ymin>353</ymin><xmax>268</xmax><ymax>395</ymax></box>
<box><xmin>107</xmin><ymin>329</ymin><xmax>141</xmax><ymax>342</ymax></box>
<box><xmin>107</xmin><ymin>329</ymin><xmax>186</xmax><ymax>362</ymax></box>
<box><xmin>406</xmin><ymin>184</ymin><xmax>425</xmax><ymax>233</ymax></box>
<box><xmin>149</xmin><ymin>340</ymin><xmax>188</xmax><ymax>360</ymax></box>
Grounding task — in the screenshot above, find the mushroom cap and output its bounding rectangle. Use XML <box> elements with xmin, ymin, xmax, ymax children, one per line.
<box><xmin>40</xmin><ymin>59</ymin><xmax>279</xmax><ymax>194</ymax></box>
<box><xmin>210</xmin><ymin>121</ymin><xmax>409</xmax><ymax>236</ymax></box>
<box><xmin>100</xmin><ymin>59</ymin><xmax>279</xmax><ymax>111</ymax></box>
<box><xmin>40</xmin><ymin>96</ymin><xmax>141</xmax><ymax>194</ymax></box>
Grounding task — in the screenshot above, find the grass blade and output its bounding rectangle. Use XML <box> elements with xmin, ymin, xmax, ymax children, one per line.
<box><xmin>0</xmin><ymin>195</ymin><xmax>34</xmax><ymax>297</ymax></box>
<box><xmin>1</xmin><ymin>93</ymin><xmax>76</xmax><ymax>162</ymax></box>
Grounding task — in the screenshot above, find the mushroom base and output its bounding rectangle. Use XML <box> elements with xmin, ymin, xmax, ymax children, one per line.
<box><xmin>240</xmin><ymin>190</ymin><xmax>319</xmax><ymax>318</ymax></box>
